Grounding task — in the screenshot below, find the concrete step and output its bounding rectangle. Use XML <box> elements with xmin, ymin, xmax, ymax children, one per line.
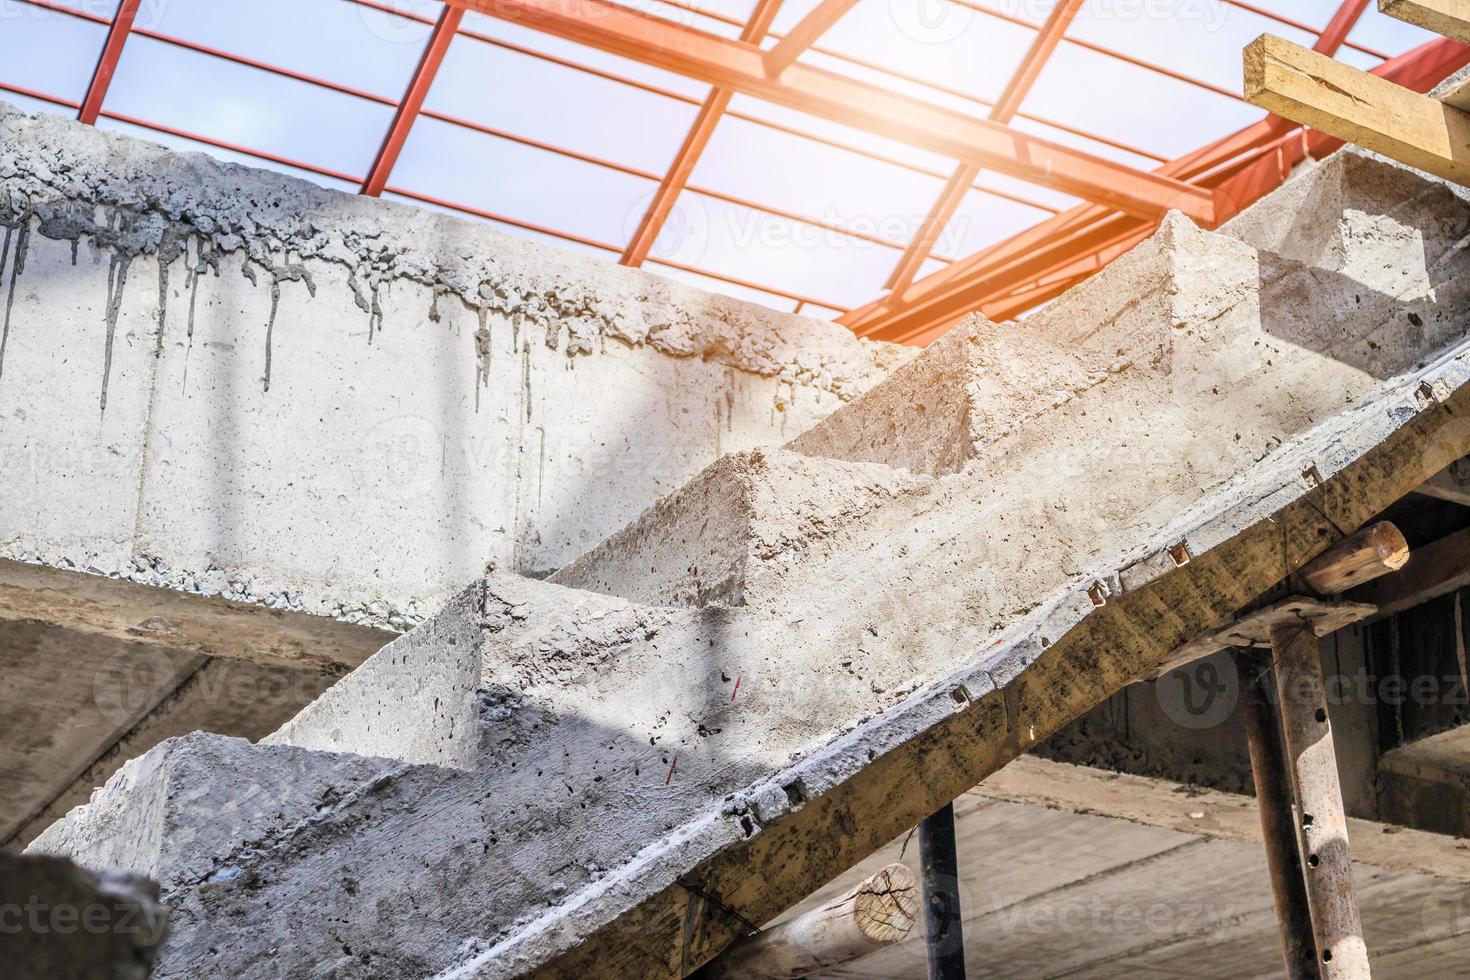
<box><xmin>547</xmin><ymin>448</ymin><xmax>921</xmax><ymax>607</ymax></box>
<box><xmin>1222</xmin><ymin>147</ymin><xmax>1470</xmax><ymax>286</ymax></box>
<box><xmin>29</xmin><ymin>732</ymin><xmax>399</xmax><ymax>893</ymax></box>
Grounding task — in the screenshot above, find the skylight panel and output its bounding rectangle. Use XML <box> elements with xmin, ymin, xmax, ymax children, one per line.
<box><xmin>0</xmin><ymin>3</ymin><xmax>107</xmax><ymax>105</ymax></box>
<box><xmin>1068</xmin><ymin>0</ymin><xmax>1315</xmax><ymax>96</ymax></box>
<box><xmin>427</xmin><ymin>33</ymin><xmax>702</xmax><ymax>175</ymax></box>
<box><xmin>1022</xmin><ymin>39</ymin><xmax>1261</xmax><ymax>159</ymax></box>
<box><xmin>459</xmin><ymin>10</ymin><xmax>713</xmax><ymax>101</ymax></box>
<box><xmin>689</xmin><ymin>113</ymin><xmax>947</xmax><ymax>245</ymax></box>
<box><xmin>146</xmin><ymin>0</ymin><xmax>429</xmax><ymax>99</ymax></box>
<box><xmin>805</xmin><ymin>0</ymin><xmax>1036</xmax><ymax>106</ymax></box>
<box><xmin>671</xmin><ymin>191</ymin><xmax>907</xmax><ymax>309</ymax></box>
<box><xmin>105</xmin><ymin>36</ymin><xmax>393</xmax><ymax>179</ymax></box>
<box><xmin>391</xmin><ymin>115</ymin><xmax>657</xmax><ymax>250</ymax></box>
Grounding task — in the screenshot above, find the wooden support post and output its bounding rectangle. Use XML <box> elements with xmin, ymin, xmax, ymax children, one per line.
<box><xmin>697</xmin><ymin>864</ymin><xmax>919</xmax><ymax>979</ymax></box>
<box><xmin>918</xmin><ymin>803</ymin><xmax>966</xmax><ymax>980</ymax></box>
<box><xmin>1237</xmin><ymin>650</ymin><xmax>1321</xmax><ymax>980</ymax></box>
<box><xmin>1271</xmin><ymin>622</ymin><xmax>1371</xmax><ymax>978</ymax></box>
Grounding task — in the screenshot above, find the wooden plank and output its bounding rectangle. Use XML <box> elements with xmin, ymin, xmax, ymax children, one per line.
<box><xmin>1152</xmin><ymin>596</ymin><xmax>1377</xmax><ymax>676</ymax></box>
<box><xmin>1441</xmin><ymin>74</ymin><xmax>1470</xmax><ymax>111</ymax></box>
<box><xmin>1243</xmin><ymin>33</ymin><xmax>1470</xmax><ymax>186</ymax></box>
<box><xmin>977</xmin><ymin>757</ymin><xmax>1470</xmax><ymax>882</ymax></box>
<box><xmin>1382</xmin><ymin>0</ymin><xmax>1470</xmax><ymax>45</ymax></box>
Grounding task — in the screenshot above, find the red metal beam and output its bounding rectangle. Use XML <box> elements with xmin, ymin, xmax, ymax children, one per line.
<box><xmin>878</xmin><ymin>0</ymin><xmax>1085</xmax><ymax>304</ymax></box>
<box><xmin>362</xmin><ymin>6</ymin><xmax>464</xmax><ymax>197</ymax></box>
<box><xmin>842</xmin><ymin>34</ymin><xmax>1470</xmax><ymax>343</ymax></box>
<box><xmin>622</xmin><ymin>0</ymin><xmax>783</xmax><ymax>267</ymax></box>
<box><xmin>1314</xmin><ymin>0</ymin><xmax>1372</xmax><ymax>54</ymax></box>
<box><xmin>451</xmin><ymin>0</ymin><xmax>1217</xmax><ymax>224</ymax></box>
<box><xmin>763</xmin><ymin>0</ymin><xmax>860</xmax><ymax>76</ymax></box>
<box><xmin>78</xmin><ymin>0</ymin><xmax>140</xmax><ymax>125</ymax></box>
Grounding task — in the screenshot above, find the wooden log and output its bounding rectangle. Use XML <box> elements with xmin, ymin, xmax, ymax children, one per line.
<box><xmin>1300</xmin><ymin>521</ymin><xmax>1409</xmax><ymax>595</ymax></box>
<box><xmin>697</xmin><ymin>863</ymin><xmax>919</xmax><ymax>979</ymax></box>
<box><xmin>1244</xmin><ymin>33</ymin><xmax>1470</xmax><ymax>187</ymax></box>
<box><xmin>1271</xmin><ymin>621</ymin><xmax>1371</xmax><ymax>978</ymax></box>
<box><xmin>1237</xmin><ymin>651</ymin><xmax>1321</xmax><ymax>980</ymax></box>
<box><xmin>1356</xmin><ymin>525</ymin><xmax>1470</xmax><ymax>618</ymax></box>
<box><xmin>1381</xmin><ymin>0</ymin><xmax>1470</xmax><ymax>45</ymax></box>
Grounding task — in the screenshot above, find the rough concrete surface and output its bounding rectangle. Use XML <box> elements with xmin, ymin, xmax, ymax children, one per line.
<box><xmin>31</xmin><ymin>146</ymin><xmax>1470</xmax><ymax>980</ymax></box>
<box><xmin>0</xmin><ymin>100</ymin><xmax>907</xmax><ymax>647</ymax></box>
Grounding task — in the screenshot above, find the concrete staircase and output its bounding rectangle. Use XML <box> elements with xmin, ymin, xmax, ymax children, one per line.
<box><xmin>29</xmin><ymin>149</ymin><xmax>1470</xmax><ymax>979</ymax></box>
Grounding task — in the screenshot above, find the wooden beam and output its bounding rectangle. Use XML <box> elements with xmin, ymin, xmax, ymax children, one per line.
<box><xmin>1244</xmin><ymin>33</ymin><xmax>1470</xmax><ymax>186</ymax></box>
<box><xmin>698</xmin><ymin>864</ymin><xmax>918</xmax><ymax>979</ymax></box>
<box><xmin>763</xmin><ymin>0</ymin><xmax>861</xmax><ymax>76</ymax></box>
<box><xmin>1382</xmin><ymin>0</ymin><xmax>1470</xmax><ymax>44</ymax></box>
<box><xmin>1300</xmin><ymin>521</ymin><xmax>1410</xmax><ymax>594</ymax></box>
<box><xmin>454</xmin><ymin>0</ymin><xmax>1217</xmax><ymax>223</ymax></box>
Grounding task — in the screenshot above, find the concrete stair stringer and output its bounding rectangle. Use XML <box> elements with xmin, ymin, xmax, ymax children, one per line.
<box><xmin>29</xmin><ymin>148</ymin><xmax>1470</xmax><ymax>980</ymax></box>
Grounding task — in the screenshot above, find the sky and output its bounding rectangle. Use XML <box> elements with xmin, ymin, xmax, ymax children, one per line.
<box><xmin>0</xmin><ymin>0</ymin><xmax>1443</xmax><ymax>318</ymax></box>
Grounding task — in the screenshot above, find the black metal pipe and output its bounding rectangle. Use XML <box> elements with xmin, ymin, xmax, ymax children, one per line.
<box><xmin>918</xmin><ymin>802</ymin><xmax>966</xmax><ymax>980</ymax></box>
<box><xmin>1237</xmin><ymin>649</ymin><xmax>1320</xmax><ymax>980</ymax></box>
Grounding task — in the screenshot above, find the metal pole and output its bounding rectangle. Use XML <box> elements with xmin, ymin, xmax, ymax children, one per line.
<box><xmin>1237</xmin><ymin>650</ymin><xmax>1321</xmax><ymax>980</ymax></box>
<box><xmin>918</xmin><ymin>802</ymin><xmax>966</xmax><ymax>980</ymax></box>
<box><xmin>1271</xmin><ymin>622</ymin><xmax>1371</xmax><ymax>978</ymax></box>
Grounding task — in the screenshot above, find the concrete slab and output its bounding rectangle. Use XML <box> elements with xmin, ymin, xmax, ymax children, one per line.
<box><xmin>0</xmin><ymin>101</ymin><xmax>905</xmax><ymax>649</ymax></box>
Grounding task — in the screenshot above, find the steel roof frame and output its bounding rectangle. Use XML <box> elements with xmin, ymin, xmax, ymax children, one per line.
<box><xmin>11</xmin><ymin>0</ymin><xmax>1466</xmax><ymax>333</ymax></box>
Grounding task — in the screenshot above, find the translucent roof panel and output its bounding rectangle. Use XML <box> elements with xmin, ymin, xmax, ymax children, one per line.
<box><xmin>391</xmin><ymin>115</ymin><xmax>658</xmax><ymax>249</ymax></box>
<box><xmin>1022</xmin><ymin>39</ymin><xmax>1263</xmax><ymax>159</ymax></box>
<box><xmin>0</xmin><ymin>2</ymin><xmax>107</xmax><ymax>105</ymax></box>
<box><xmin>426</xmin><ymin>32</ymin><xmax>702</xmax><ymax>175</ymax></box>
<box><xmin>0</xmin><ymin>0</ymin><xmax>1458</xmax><ymax>329</ymax></box>
<box><xmin>142</xmin><ymin>0</ymin><xmax>431</xmax><ymax>98</ymax></box>
<box><xmin>804</xmin><ymin>0</ymin><xmax>1037</xmax><ymax>107</ymax></box>
<box><xmin>106</xmin><ymin>36</ymin><xmax>395</xmax><ymax>180</ymax></box>
<box><xmin>689</xmin><ymin>113</ymin><xmax>948</xmax><ymax>247</ymax></box>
